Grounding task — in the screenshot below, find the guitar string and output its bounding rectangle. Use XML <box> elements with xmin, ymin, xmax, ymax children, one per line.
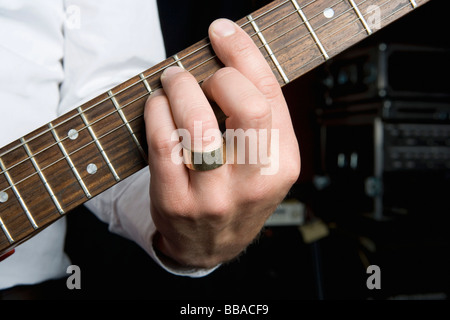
<box><xmin>0</xmin><ymin>0</ymin><xmax>332</xmax><ymax>162</ymax></box>
<box><xmin>0</xmin><ymin>0</ymin><xmax>408</xmax><ymax>191</ymax></box>
<box><xmin>191</xmin><ymin>0</ymin><xmax>378</xmax><ymax>84</ymax></box>
<box><xmin>0</xmin><ymin>0</ymin><xmax>412</xmax><ymax>168</ymax></box>
<box><xmin>250</xmin><ymin>0</ymin><xmax>355</xmax><ymax>57</ymax></box>
<box><xmin>0</xmin><ymin>0</ymin><xmax>412</xmax><ymax>196</ymax></box>
<box><xmin>0</xmin><ymin>0</ymin><xmax>370</xmax><ymax>176</ymax></box>
<box><xmin>176</xmin><ymin>0</ymin><xmax>383</xmax><ymax>86</ymax></box>
<box><xmin>0</xmin><ymin>1</ymin><xmax>414</xmax><ymax>198</ymax></box>
<box><xmin>0</xmin><ymin>0</ymin><xmax>344</xmax><ymax>189</ymax></box>
<box><xmin>156</xmin><ymin>0</ymin><xmax>352</xmax><ymax>85</ymax></box>
<box><xmin>273</xmin><ymin>0</ymin><xmax>392</xmax><ymax>70</ymax></box>
<box><xmin>282</xmin><ymin>0</ymin><xmax>407</xmax><ymax>82</ymax></box>
<box><xmin>262</xmin><ymin>0</ymin><xmax>375</xmax><ymax>62</ymax></box>
<box><xmin>0</xmin><ymin>0</ymin><xmax>377</xmax><ymax>192</ymax></box>
<box><xmin>194</xmin><ymin>0</ymin><xmax>360</xmax><ymax>83</ymax></box>
<box><xmin>0</xmin><ymin>0</ymin><xmax>391</xmax><ymax>183</ymax></box>
<box><xmin>0</xmin><ymin>0</ymin><xmax>383</xmax><ymax>180</ymax></box>
<box><xmin>0</xmin><ymin>0</ymin><xmax>318</xmax><ymax>187</ymax></box>
<box><xmin>0</xmin><ymin>1</ymin><xmax>414</xmax><ymax>207</ymax></box>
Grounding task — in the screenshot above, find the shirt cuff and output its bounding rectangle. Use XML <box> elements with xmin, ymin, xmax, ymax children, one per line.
<box><xmin>148</xmin><ymin>227</ymin><xmax>222</xmax><ymax>277</ymax></box>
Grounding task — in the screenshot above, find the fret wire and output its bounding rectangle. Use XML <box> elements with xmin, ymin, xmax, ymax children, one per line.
<box><xmin>290</xmin><ymin>0</ymin><xmax>329</xmax><ymax>60</ymax></box>
<box><xmin>0</xmin><ymin>0</ymin><xmax>418</xmax><ymax>189</ymax></box>
<box><xmin>0</xmin><ymin>158</ymin><xmax>38</xmax><ymax>229</ymax></box>
<box><xmin>342</xmin><ymin>1</ymin><xmax>414</xmax><ymax>46</ymax></box>
<box><xmin>173</xmin><ymin>0</ymin><xmax>323</xmax><ymax>65</ymax></box>
<box><xmin>409</xmin><ymin>0</ymin><xmax>417</xmax><ymax>8</ymax></box>
<box><xmin>270</xmin><ymin>0</ymin><xmax>408</xmax><ymax>85</ymax></box>
<box><xmin>247</xmin><ymin>0</ymin><xmax>344</xmax><ymax>47</ymax></box>
<box><xmin>0</xmin><ymin>92</ymin><xmax>149</xmax><ymax>178</ymax></box>
<box><xmin>266</xmin><ymin>0</ymin><xmax>366</xmax><ymax>63</ymax></box>
<box><xmin>184</xmin><ymin>0</ymin><xmax>350</xmax><ymax>84</ymax></box>
<box><xmin>180</xmin><ymin>1</ymin><xmax>338</xmax><ymax>77</ymax></box>
<box><xmin>367</xmin><ymin>1</ymin><xmax>415</xmax><ymax>28</ymax></box>
<box><xmin>139</xmin><ymin>73</ymin><xmax>152</xmax><ymax>93</ymax></box>
<box><xmin>0</xmin><ymin>108</ymin><xmax>147</xmax><ymax>197</ymax></box>
<box><xmin>285</xmin><ymin>0</ymin><xmax>414</xmax><ymax>79</ymax></box>
<box><xmin>108</xmin><ymin>90</ymin><xmax>148</xmax><ymax>161</ymax></box>
<box><xmin>20</xmin><ymin>138</ymin><xmax>65</xmax><ymax>215</ymax></box>
<box><xmin>0</xmin><ymin>217</ymin><xmax>14</xmax><ymax>243</ymax></box>
<box><xmin>349</xmin><ymin>0</ymin><xmax>372</xmax><ymax>35</ymax></box>
<box><xmin>247</xmin><ymin>14</ymin><xmax>290</xmax><ymax>84</ymax></box>
<box><xmin>271</xmin><ymin>0</ymin><xmax>374</xmax><ymax>65</ymax></box>
<box><xmin>281</xmin><ymin>5</ymin><xmax>377</xmax><ymax>75</ymax></box>
<box><xmin>238</xmin><ymin>0</ymin><xmax>301</xmax><ymax>30</ymax></box>
<box><xmin>78</xmin><ymin>107</ymin><xmax>121</xmax><ymax>182</ymax></box>
<box><xmin>0</xmin><ymin>0</ymin><xmax>322</xmax><ymax>164</ymax></box>
<box><xmin>242</xmin><ymin>0</ymin><xmax>396</xmax><ymax>83</ymax></box>
<box><xmin>0</xmin><ymin>89</ymin><xmax>152</xmax><ymax>195</ymax></box>
<box><xmin>276</xmin><ymin>0</ymin><xmax>381</xmax><ymax>61</ymax></box>
<box><xmin>49</xmin><ymin>123</ymin><xmax>92</xmax><ymax>199</ymax></box>
<box><xmin>173</xmin><ymin>54</ymin><xmax>185</xmax><ymax>69</ymax></box>
<box><xmin>345</xmin><ymin>0</ymin><xmax>402</xmax><ymax>34</ymax></box>
<box><xmin>174</xmin><ymin>0</ymin><xmax>339</xmax><ymax>64</ymax></box>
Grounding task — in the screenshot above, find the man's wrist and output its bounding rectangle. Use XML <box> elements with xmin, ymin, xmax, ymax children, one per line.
<box><xmin>152</xmin><ymin>231</ymin><xmax>191</xmax><ymax>270</ymax></box>
<box><xmin>151</xmin><ymin>231</ymin><xmax>222</xmax><ymax>277</ymax></box>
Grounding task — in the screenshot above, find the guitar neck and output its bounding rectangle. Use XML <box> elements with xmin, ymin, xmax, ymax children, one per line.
<box><xmin>0</xmin><ymin>0</ymin><xmax>430</xmax><ymax>255</ymax></box>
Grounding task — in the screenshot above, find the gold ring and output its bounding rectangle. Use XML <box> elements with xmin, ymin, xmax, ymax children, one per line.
<box><xmin>183</xmin><ymin>138</ymin><xmax>226</xmax><ymax>171</ymax></box>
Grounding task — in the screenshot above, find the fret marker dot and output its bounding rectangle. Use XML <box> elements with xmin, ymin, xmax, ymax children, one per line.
<box><xmin>68</xmin><ymin>129</ymin><xmax>79</xmax><ymax>140</ymax></box>
<box><xmin>0</xmin><ymin>191</ymin><xmax>8</xmax><ymax>203</ymax></box>
<box><xmin>87</xmin><ymin>163</ymin><xmax>97</xmax><ymax>175</ymax></box>
<box><xmin>324</xmin><ymin>8</ymin><xmax>334</xmax><ymax>19</ymax></box>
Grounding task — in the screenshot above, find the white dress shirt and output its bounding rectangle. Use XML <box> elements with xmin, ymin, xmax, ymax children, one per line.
<box><xmin>0</xmin><ymin>0</ymin><xmax>215</xmax><ymax>290</ymax></box>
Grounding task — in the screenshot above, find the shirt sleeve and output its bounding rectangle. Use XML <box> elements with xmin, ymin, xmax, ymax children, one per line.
<box><xmin>0</xmin><ymin>0</ymin><xmax>70</xmax><ymax>289</ymax></box>
<box><xmin>58</xmin><ymin>0</ymin><xmax>219</xmax><ymax>277</ymax></box>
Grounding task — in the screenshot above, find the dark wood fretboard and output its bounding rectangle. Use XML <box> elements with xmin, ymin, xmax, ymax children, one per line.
<box><xmin>0</xmin><ymin>0</ymin><xmax>430</xmax><ymax>255</ymax></box>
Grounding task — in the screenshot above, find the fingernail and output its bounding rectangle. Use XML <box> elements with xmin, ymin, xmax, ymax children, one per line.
<box><xmin>161</xmin><ymin>66</ymin><xmax>184</xmax><ymax>79</ymax></box>
<box><xmin>210</xmin><ymin>19</ymin><xmax>236</xmax><ymax>38</ymax></box>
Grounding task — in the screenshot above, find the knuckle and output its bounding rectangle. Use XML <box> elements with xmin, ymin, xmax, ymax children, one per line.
<box><xmin>286</xmin><ymin>160</ymin><xmax>301</xmax><ymax>185</ymax></box>
<box><xmin>193</xmin><ymin>192</ymin><xmax>234</xmax><ymax>221</ymax></box>
<box><xmin>203</xmin><ymin>195</ymin><xmax>232</xmax><ymax>219</ymax></box>
<box><xmin>282</xmin><ymin>152</ymin><xmax>301</xmax><ymax>186</ymax></box>
<box><xmin>183</xmin><ymin>107</ymin><xmax>217</xmax><ymax>130</ymax></box>
<box><xmin>148</xmin><ymin>129</ymin><xmax>175</xmax><ymax>157</ymax></box>
<box><xmin>229</xmin><ymin>36</ymin><xmax>256</xmax><ymax>61</ymax></box>
<box><xmin>154</xmin><ymin>191</ymin><xmax>195</xmax><ymax>218</ymax></box>
<box><xmin>164</xmin><ymin>200</ymin><xmax>193</xmax><ymax>218</ymax></box>
<box><xmin>242</xmin><ymin>179</ymin><xmax>273</xmax><ymax>205</ymax></box>
<box><xmin>183</xmin><ymin>108</ymin><xmax>218</xmax><ymax>145</ymax></box>
<box><xmin>243</xmin><ymin>99</ymin><xmax>271</xmax><ymax>124</ymax></box>
<box><xmin>255</xmin><ymin>73</ymin><xmax>282</xmax><ymax>101</ymax></box>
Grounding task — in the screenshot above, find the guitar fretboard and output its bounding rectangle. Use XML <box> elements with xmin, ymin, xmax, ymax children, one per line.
<box><xmin>0</xmin><ymin>0</ymin><xmax>429</xmax><ymax>255</ymax></box>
